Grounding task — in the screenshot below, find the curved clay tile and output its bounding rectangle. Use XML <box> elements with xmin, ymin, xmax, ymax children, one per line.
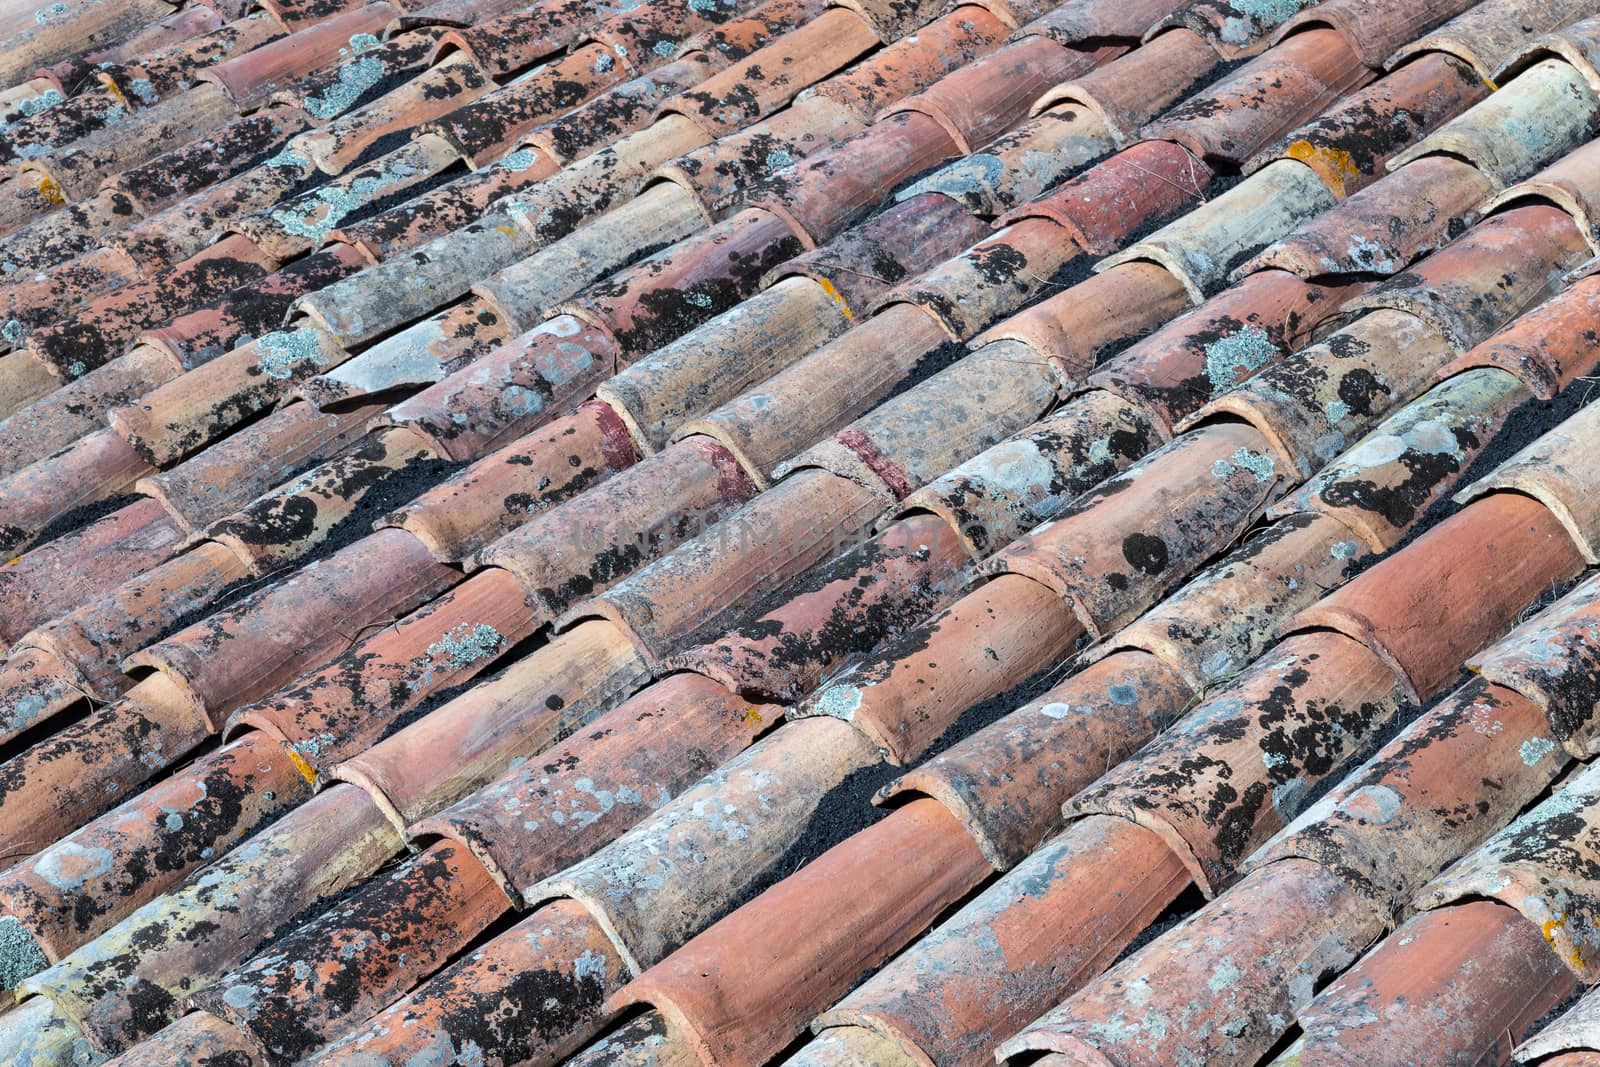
<box><xmin>0</xmin><ymin>731</ymin><xmax>307</xmax><ymax>973</ymax></box>
<box><xmin>518</xmin><ymin>53</ymin><xmax>720</xmax><ymax>168</ymax></box>
<box><xmin>1389</xmin><ymin>0</ymin><xmax>1600</xmax><ymax>81</ymax></box>
<box><xmin>1387</xmin><ymin>58</ymin><xmax>1600</xmax><ymax>189</ymax></box>
<box><xmin>668</xmin><ymin>513</ymin><xmax>969</xmax><ymax>701</ymax></box>
<box><xmin>1274</xmin><ymin>0</ymin><xmax>1475</xmax><ymax>72</ymax></box>
<box><xmin>0</xmin><ymin>428</ymin><xmax>153</xmax><ymax>559</ymax></box>
<box><xmin>899</xmin><ymin>388</ymin><xmax>1160</xmax><ymax>557</ymax></box>
<box><xmin>608</xmin><ymin>798</ymin><xmax>990</xmax><ymax>1067</ymax></box>
<box><xmin>384</xmin><ymin>399</ymin><xmax>639</xmax><ymax>561</ymax></box>
<box><xmin>94</xmin><ymin>12</ymin><xmax>283</xmax><ymax>106</ymax></box>
<box><xmin>1292</xmin><ymin>900</ymin><xmax>1575</xmax><ymax>1065</ymax></box>
<box><xmin>331</xmin><ymin>617</ymin><xmax>650</xmax><ymax>826</ymax></box>
<box><xmin>0</xmin><ymin>346</ymin><xmax>172</xmax><ymax>481</ymax></box>
<box><xmin>1083</xmin><ymin>268</ymin><xmax>1357</xmax><ymax>434</ymax></box>
<box><xmin>1142</xmin><ymin>29</ymin><xmax>1370</xmax><ymax>166</ymax></box>
<box><xmin>190</xmin><ymin>842</ymin><xmax>509</xmax><ymax>1062</ymax></box>
<box><xmin>1241</xmin><ymin>155</ymin><xmax>1492</xmax><ymax>279</ymax></box>
<box><xmin>224</xmin><ymin>569</ymin><xmax>534</xmax><ymax>777</ymax></box>
<box><xmin>596</xmin><ymin>277</ymin><xmax>856</xmax><ymax>454</ymax></box>
<box><xmin>1096</xmin><ymin>159</ymin><xmax>1336</xmax><ymax>302</ymax></box>
<box><xmin>528</xmin><ymin>715</ymin><xmax>880</xmax><ymax>971</ymax></box>
<box><xmin>197</xmin><ymin>4</ymin><xmax>400</xmax><ymax>110</ymax></box>
<box><xmin>17</xmin><ymin>784</ymin><xmax>402</xmax><ymax>1054</ymax></box>
<box><xmin>808</xmin><ymin>815</ymin><xmax>1189</xmax><ymax>1067</ymax></box>
<box><xmin>410</xmin><ymin>671</ymin><xmax>777</xmax><ymax>899</ymax></box>
<box><xmin>1498</xmin><ymin>12</ymin><xmax>1600</xmax><ymax>92</ymax></box>
<box><xmin>1480</xmin><ymin>137</ymin><xmax>1600</xmax><ymax>255</ymax></box>
<box><xmin>572</xmin><ymin>469</ymin><xmax>888</xmax><ymax>663</ymax></box>
<box><xmin>308</xmin><ymin>898</ymin><xmax>626</xmax><ymax>1067</ymax></box>
<box><xmin>103</xmin><ymin>1010</ymin><xmax>265</xmax><ymax>1066</ymax></box>
<box><xmin>1273</xmin><ymin>366</ymin><xmax>1528</xmax><ymax>550</ymax></box>
<box><xmin>1250</xmin><ymin>51</ymin><xmax>1487</xmax><ymax>198</ymax></box>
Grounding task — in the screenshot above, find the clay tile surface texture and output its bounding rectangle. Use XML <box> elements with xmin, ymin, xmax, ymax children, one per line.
<box><xmin>8</xmin><ymin>2</ymin><xmax>1600</xmax><ymax>1066</ymax></box>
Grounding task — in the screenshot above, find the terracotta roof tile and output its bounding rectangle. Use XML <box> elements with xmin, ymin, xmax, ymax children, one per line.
<box><xmin>6</xmin><ymin>0</ymin><xmax>1600</xmax><ymax>1061</ymax></box>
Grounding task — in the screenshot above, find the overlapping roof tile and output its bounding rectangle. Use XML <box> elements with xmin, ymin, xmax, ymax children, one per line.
<box><xmin>0</xmin><ymin>0</ymin><xmax>1598</xmax><ymax>1064</ymax></box>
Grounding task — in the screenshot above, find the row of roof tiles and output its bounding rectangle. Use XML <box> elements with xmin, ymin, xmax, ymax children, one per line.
<box><xmin>3</xmin><ymin>0</ymin><xmax>1600</xmax><ymax>1064</ymax></box>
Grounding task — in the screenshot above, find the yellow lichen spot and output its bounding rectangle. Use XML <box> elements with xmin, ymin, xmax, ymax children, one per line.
<box><xmin>1284</xmin><ymin>139</ymin><xmax>1361</xmax><ymax>198</ymax></box>
<box><xmin>288</xmin><ymin>747</ymin><xmax>318</xmax><ymax>784</ymax></box>
<box><xmin>496</xmin><ymin>225</ymin><xmax>518</xmax><ymax>238</ymax></box>
<box><xmin>816</xmin><ymin>276</ymin><xmax>855</xmax><ymax>322</ymax></box>
<box><xmin>103</xmin><ymin>79</ymin><xmax>129</xmax><ymax>108</ymax></box>
<box><xmin>1483</xmin><ymin>77</ymin><xmax>1498</xmax><ymax>92</ymax></box>
<box><xmin>35</xmin><ymin>173</ymin><xmax>63</xmax><ymax>205</ymax></box>
<box><xmin>742</xmin><ymin>706</ymin><xmax>764</xmax><ymax>725</ymax></box>
<box><xmin>1542</xmin><ymin>914</ymin><xmax>1584</xmax><ymax>970</ymax></box>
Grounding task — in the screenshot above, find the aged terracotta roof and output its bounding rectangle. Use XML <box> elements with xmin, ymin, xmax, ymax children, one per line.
<box><xmin>0</xmin><ymin>0</ymin><xmax>1599</xmax><ymax>1065</ymax></box>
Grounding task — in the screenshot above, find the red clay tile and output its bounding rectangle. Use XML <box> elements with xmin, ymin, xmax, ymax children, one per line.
<box><xmin>20</xmin><ymin>540</ymin><xmax>251</xmax><ymax>704</ymax></box>
<box><xmin>796</xmin><ymin>572</ymin><xmax>1080</xmax><ymax>763</ymax></box>
<box><xmin>0</xmin><ymin>497</ymin><xmax>183</xmax><ymax>645</ymax></box>
<box><xmin>423</xmin><ymin>49</ymin><xmax>609</xmax><ymax>168</ymax></box>
<box><xmin>516</xmin><ymin>52</ymin><xmax>722</xmax><ymax>168</ymax></box>
<box><xmin>1481</xmin><ymin>139</ymin><xmax>1600</xmax><ymax>256</ymax></box>
<box><xmin>127</xmin><ymin>528</ymin><xmax>457</xmax><ymax>731</ymax></box>
<box><xmin>0</xmin><ymin>348</ymin><xmax>165</xmax><ymax>478</ymax></box>
<box><xmin>198</xmin><ymin>4</ymin><xmax>400</xmax><ymax>109</ymax></box>
<box><xmin>999</xmin><ymin>856</ymin><xmax>1381</xmax><ymax>1067</ymax></box>
<box><xmin>226</xmin><ymin>569</ymin><xmax>535</xmax><ymax>778</ymax></box>
<box><xmin>200</xmin><ymin>429</ymin><xmax>444</xmax><ymax>573</ymax></box>
<box><xmin>0</xmin><ymin>189</ymin><xmax>147</xmax><ymax>287</ymax></box>
<box><xmin>1252</xmin><ymin>677</ymin><xmax>1564</xmax><ymax>914</ymax></box>
<box><xmin>1034</xmin><ymin>28</ymin><xmax>1220</xmax><ymax>147</ymax></box>
<box><xmin>1292</xmin><ymin>900</ymin><xmax>1577</xmax><ymax>1067</ymax></box>
<box><xmin>809</xmin><ymin>815</ymin><xmax>1187</xmax><ymax>1067</ymax></box>
<box><xmin>1275</xmin><ymin>0</ymin><xmax>1477</xmax><ymax>70</ymax></box>
<box><xmin>0</xmin><ymin>245</ymin><xmax>140</xmax><ymax>331</ymax></box>
<box><xmin>34</xmin><ymin>4</ymin><xmax>226</xmax><ymax>97</ymax></box>
<box><xmin>137</xmin><ymin>399</ymin><xmax>379</xmax><ymax>534</ymax></box>
<box><xmin>887</xmin><ymin>35</ymin><xmax>1120</xmax><ymax>155</ymax></box>
<box><xmin>1277</xmin><ymin>367</ymin><xmax>1531</xmax><ymax>551</ymax></box>
<box><xmin>0</xmin><ymin>428</ymin><xmax>152</xmax><ymax>559</ymax></box>
<box><xmin>471</xmin><ymin>188</ymin><xmax>707</xmax><ymax>339</ymax></box>
<box><xmin>1387</xmin><ymin>58</ymin><xmax>1600</xmax><ymax>188</ymax></box>
<box><xmin>1243</xmin><ymin>155</ymin><xmax>1493</xmax><ymax>278</ymax></box>
<box><xmin>665</xmin><ymin>513</ymin><xmax>957</xmax><ymax>697</ymax></box>
<box><xmin>781</xmin><ymin>341</ymin><xmax>1060</xmax><ymax>500</ymax></box>
<box><xmin>330</xmin><ymin>618</ymin><xmax>651</xmax><ymax>827</ymax></box>
<box><xmin>672</xmin><ymin>303</ymin><xmax>942</xmax><ymax>481</ymax></box>
<box><xmin>1454</xmin><ymin>394</ymin><xmax>1600</xmax><ymax>568</ymax></box>
<box><xmin>0</xmin><ymin>647</ymin><xmax>94</xmax><ymax>749</ymax></box>
<box><xmin>659</xmin><ymin>6</ymin><xmax>868</xmax><ymax>138</ymax></box>
<box><xmin>529</xmin><ymin>716</ymin><xmax>879</xmax><ymax>972</ymax></box>
<box><xmin>411</xmin><ymin>671</ymin><xmax>776</xmax><ymax>899</ymax></box>
<box><xmin>22</xmin><ymin>232</ymin><xmax>278</xmax><ymax>380</ymax></box>
<box><xmin>385</xmin><ymin>400</ymin><xmax>639</xmax><ymax>561</ymax></box>
<box><xmin>1253</xmin><ymin>51</ymin><xmax>1488</xmax><ymax>197</ymax></box>
<box><xmin>0</xmin><ymin>673</ymin><xmax>210</xmax><ymax>871</ymax></box>
<box><xmin>1143</xmin><ymin>29</ymin><xmax>1370</xmax><ymax>166</ymax></box>
<box><xmin>659</xmin><ymin>6</ymin><xmax>1010</xmax><ymax>216</ymax></box>
<box><xmin>0</xmin><ymin>731</ymin><xmax>309</xmax><ymax>968</ymax></box>
<box><xmin>611</xmin><ymin>798</ymin><xmax>990</xmax><ymax>1067</ymax></box>
<box><xmin>192</xmin><ymin>838</ymin><xmax>512</xmax><ymax>1063</ymax></box>
<box><xmin>1109</xmin><ymin>510</ymin><xmax>1362</xmax><ymax>691</ymax></box>
<box><xmin>20</xmin><ymin>784</ymin><xmax>402</xmax><ymax>1054</ymax></box>
<box><xmin>1083</xmin><ymin>269</ymin><xmax>1359</xmax><ymax>434</ymax></box>
<box><xmin>563</xmin><ymin>207</ymin><xmax>804</xmax><ymax>359</ymax></box>
<box><xmin>881</xmin><ymin>217</ymin><xmax>1088</xmax><ymax>340</ymax></box>
<box><xmin>435</xmin><ymin>1</ymin><xmax>602</xmax><ymax>77</ymax></box>
<box><xmin>310</xmin><ymin>898</ymin><xmax>627</xmax><ymax>1067</ymax></box>
<box><xmin>108</xmin><ymin>325</ymin><xmax>347</xmax><ymax>467</ymax></box>
<box><xmin>1075</xmin><ymin>630</ymin><xmax>1407</xmax><ymax>893</ymax></box>
<box><xmin>106</xmin><ymin>150</ymin><xmax>314</xmax><ymax>276</ymax></box>
<box><xmin>974</xmin><ymin>262</ymin><xmax>1190</xmax><ymax>386</ymax></box>
<box><xmin>991</xmin><ymin>422</ymin><xmax>1284</xmax><ymax>638</ymax></box>
<box><xmin>22</xmin><ymin>83</ymin><xmax>239</xmax><ymax>203</ymax></box>
<box><xmin>893</xmin><ymin>648</ymin><xmax>1191</xmax><ymax>867</ymax></box>
<box><xmin>1470</xmin><ymin>589</ymin><xmax>1600</xmax><ymax>766</ymax></box>
<box><xmin>1391</xmin><ymin>0</ymin><xmax>1600</xmax><ymax>81</ymax></box>
<box><xmin>475</xmin><ymin>435</ymin><xmax>758</xmax><ymax>622</ymax></box>
<box><xmin>756</xmin><ymin>110</ymin><xmax>960</xmax><ymax>246</ymax></box>
<box><xmin>0</xmin><ymin>84</ymin><xmax>129</xmax><ymax>162</ymax></box>
<box><xmin>594</xmin><ymin>278</ymin><xmax>852</xmax><ymax>455</ymax></box>
<box><xmin>1098</xmin><ymin>159</ymin><xmax>1338</xmax><ymax>302</ymax></box>
<box><xmin>262</xmin><ymin>0</ymin><xmax>375</xmax><ymax>29</ymax></box>
<box><xmin>94</xmin><ymin>11</ymin><xmax>282</xmax><ymax>105</ymax></box>
<box><xmin>576</xmin><ymin>469</ymin><xmax>889</xmax><ymax>664</ymax></box>
<box><xmin>1520</xmin><ymin>989</ymin><xmax>1600</xmax><ymax>1064</ymax></box>
<box><xmin>375</xmin><ymin>316</ymin><xmax>617</xmax><ymax>460</ymax></box>
<box><xmin>901</xmin><ymin>388</ymin><xmax>1160</xmax><ymax>558</ymax></box>
<box><xmin>110</xmin><ymin>1012</ymin><xmax>263</xmax><ymax>1065</ymax></box>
